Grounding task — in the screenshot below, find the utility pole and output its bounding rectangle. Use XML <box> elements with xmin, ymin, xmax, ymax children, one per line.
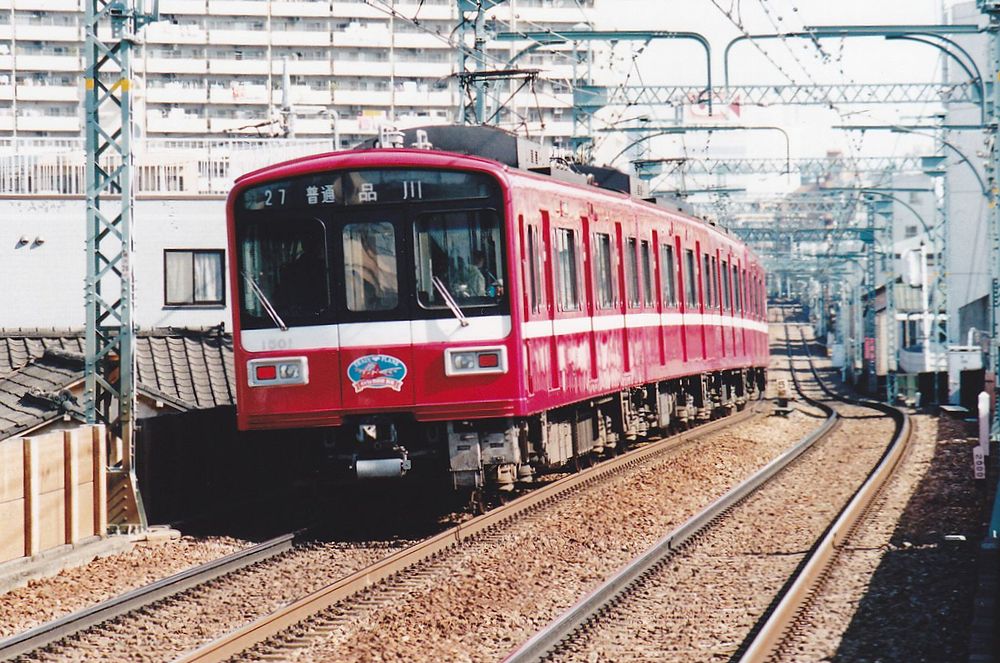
<box><xmin>84</xmin><ymin>0</ymin><xmax>158</xmax><ymax>531</ymax></box>
<box><xmin>457</xmin><ymin>0</ymin><xmax>490</xmax><ymax>124</ymax></box>
<box><xmin>982</xmin><ymin>1</ymin><xmax>1000</xmax><ymax>437</ymax></box>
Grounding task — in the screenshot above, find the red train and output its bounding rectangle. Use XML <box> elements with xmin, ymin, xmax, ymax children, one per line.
<box><xmin>228</xmin><ymin>126</ymin><xmax>768</xmax><ymax>492</ymax></box>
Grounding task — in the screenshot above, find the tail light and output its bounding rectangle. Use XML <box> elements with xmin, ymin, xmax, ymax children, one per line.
<box><xmin>248</xmin><ymin>357</ymin><xmax>309</xmax><ymax>386</ymax></box>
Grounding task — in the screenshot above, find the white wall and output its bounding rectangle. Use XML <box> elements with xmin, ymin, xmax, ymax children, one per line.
<box><xmin>1</xmin><ymin>197</ymin><xmax>231</xmax><ymax>330</ymax></box>
<box><xmin>946</xmin><ymin>3</ymin><xmax>991</xmax><ymax>344</ymax></box>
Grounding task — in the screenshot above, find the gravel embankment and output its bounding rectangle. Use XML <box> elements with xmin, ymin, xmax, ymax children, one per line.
<box><xmin>19</xmin><ymin>540</ymin><xmax>412</xmax><ymax>662</ymax></box>
<box><xmin>544</xmin><ymin>325</ymin><xmax>898</xmax><ymax>661</ymax></box>
<box><xmin>233</xmin><ymin>330</ymin><xmax>824</xmax><ymax>662</ymax></box>
<box><xmin>775</xmin><ymin>412</ymin><xmax>981</xmax><ymax>662</ymax></box>
<box><xmin>0</xmin><ymin>536</ymin><xmax>247</xmax><ymax>639</ymax></box>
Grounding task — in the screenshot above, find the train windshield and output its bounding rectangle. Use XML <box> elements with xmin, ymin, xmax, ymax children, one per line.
<box><xmin>414</xmin><ymin>209</ymin><xmax>504</xmax><ymax>308</ymax></box>
<box><xmin>239</xmin><ymin>218</ymin><xmax>331</xmax><ymax>328</ymax></box>
<box><xmin>235</xmin><ymin>168</ymin><xmax>506</xmax><ymax>330</ymax></box>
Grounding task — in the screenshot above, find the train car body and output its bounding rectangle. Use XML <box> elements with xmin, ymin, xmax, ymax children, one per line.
<box><xmin>228</xmin><ymin>127</ymin><xmax>768</xmax><ymax>491</ymax></box>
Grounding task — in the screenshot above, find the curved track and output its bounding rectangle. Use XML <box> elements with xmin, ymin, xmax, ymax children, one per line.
<box><xmin>504</xmin><ymin>318</ymin><xmax>909</xmax><ymax>663</ymax></box>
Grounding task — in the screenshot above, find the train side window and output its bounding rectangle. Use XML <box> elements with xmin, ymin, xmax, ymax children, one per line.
<box><xmin>722</xmin><ymin>261</ymin><xmax>731</xmax><ymax>312</ymax></box>
<box><xmin>625</xmin><ymin>237</ymin><xmax>639</xmax><ymax>306</ymax></box>
<box><xmin>640</xmin><ymin>240</ymin><xmax>654</xmax><ymax>307</ymax></box>
<box><xmin>734</xmin><ymin>268</ymin><xmax>742</xmax><ymax>314</ymax></box>
<box><xmin>556</xmin><ymin>227</ymin><xmax>580</xmax><ymax>311</ymax></box>
<box><xmin>702</xmin><ymin>254</ymin><xmax>713</xmax><ymax>308</ymax></box>
<box><xmin>660</xmin><ymin>243</ymin><xmax>676</xmax><ymax>307</ymax></box>
<box><xmin>528</xmin><ymin>225</ymin><xmax>541</xmax><ymax>313</ymax></box>
<box><xmin>684</xmin><ymin>249</ymin><xmax>698</xmax><ymax>308</ymax></box>
<box><xmin>711</xmin><ymin>257</ymin><xmax>720</xmax><ymax>309</ymax></box>
<box><xmin>594</xmin><ymin>232</ymin><xmax>614</xmax><ymax>309</ymax></box>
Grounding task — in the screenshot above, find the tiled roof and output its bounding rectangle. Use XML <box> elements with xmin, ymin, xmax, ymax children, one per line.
<box><xmin>0</xmin><ymin>327</ymin><xmax>236</xmax><ymax>412</ymax></box>
<box><xmin>0</xmin><ymin>349</ymin><xmax>85</xmax><ymax>440</ymax></box>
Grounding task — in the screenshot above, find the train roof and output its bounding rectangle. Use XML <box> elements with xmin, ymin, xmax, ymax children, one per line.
<box><xmin>233</xmin><ymin>125</ymin><xmax>756</xmax><ymax>259</ymax></box>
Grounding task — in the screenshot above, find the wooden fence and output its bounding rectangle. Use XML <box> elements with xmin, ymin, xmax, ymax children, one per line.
<box><xmin>0</xmin><ymin>426</ymin><xmax>107</xmax><ymax>564</ymax></box>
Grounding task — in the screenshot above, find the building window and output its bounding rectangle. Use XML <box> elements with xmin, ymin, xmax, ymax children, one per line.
<box><xmin>164</xmin><ymin>249</ymin><xmax>225</xmax><ymax>306</ymax></box>
<box><xmin>556</xmin><ymin>228</ymin><xmax>579</xmax><ymax>311</ymax></box>
<box><xmin>594</xmin><ymin>232</ymin><xmax>615</xmax><ymax>309</ymax></box>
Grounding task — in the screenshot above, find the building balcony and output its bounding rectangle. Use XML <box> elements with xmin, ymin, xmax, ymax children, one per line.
<box><xmin>158</xmin><ymin>0</ymin><xmax>210</xmax><ymax>14</ymax></box>
<box><xmin>335</xmin><ymin>31</ymin><xmax>392</xmax><ymax>49</ymax></box>
<box><xmin>0</xmin><ymin>85</ymin><xmax>10</xmax><ymax>101</ymax></box>
<box><xmin>147</xmin><ymin>112</ymin><xmax>209</xmax><ymax>134</ymax></box>
<box><xmin>208</xmin><ymin>59</ymin><xmax>269</xmax><ymax>76</ymax></box>
<box><xmin>144</xmin><ymin>23</ymin><xmax>208</xmax><ymax>45</ymax></box>
<box><xmin>206</xmin><ymin>0</ymin><xmax>268</xmax><ymax>16</ymax></box>
<box><xmin>145</xmin><ymin>57</ymin><xmax>209</xmax><ymax>75</ymax></box>
<box><xmin>1</xmin><ymin>25</ymin><xmax>79</xmax><ymax>42</ymax></box>
<box><xmin>331</xmin><ymin>89</ymin><xmax>393</xmax><ymax>106</ymax></box>
<box><xmin>10</xmin><ymin>55</ymin><xmax>82</xmax><ymax>73</ymax></box>
<box><xmin>394</xmin><ymin>61</ymin><xmax>451</xmax><ymax>78</ymax></box>
<box><xmin>330</xmin><ymin>2</ymin><xmax>384</xmax><ymax>19</ymax></box>
<box><xmin>146</xmin><ymin>86</ymin><xmax>209</xmax><ymax>104</ymax></box>
<box><xmin>0</xmin><ymin>114</ymin><xmax>12</xmax><ymax>132</ymax></box>
<box><xmin>271</xmin><ymin>30</ymin><xmax>331</xmax><ymax>47</ymax></box>
<box><xmin>394</xmin><ymin>2</ymin><xmax>454</xmax><ymax>20</ymax></box>
<box><xmin>209</xmin><ymin>117</ymin><xmax>275</xmax><ymax>134</ymax></box>
<box><xmin>271</xmin><ymin>2</ymin><xmax>334</xmax><ymax>18</ymax></box>
<box><xmin>15</xmin><ymin>84</ymin><xmax>78</xmax><ymax>102</ymax></box>
<box><xmin>392</xmin><ymin>33</ymin><xmax>451</xmax><ymax>50</ymax></box>
<box><xmin>393</xmin><ymin>89</ymin><xmax>453</xmax><ymax>107</ymax></box>
<box><xmin>331</xmin><ymin>60</ymin><xmax>393</xmax><ymax>77</ymax></box>
<box><xmin>16</xmin><ymin>115</ymin><xmax>80</xmax><ymax>133</ymax></box>
<box><xmin>207</xmin><ymin>30</ymin><xmax>270</xmax><ymax>46</ymax></box>
<box><xmin>270</xmin><ymin>60</ymin><xmax>332</xmax><ymax>76</ymax></box>
<box><xmin>290</xmin><ymin>87</ymin><xmax>333</xmax><ymax>105</ymax></box>
<box><xmin>209</xmin><ymin>84</ymin><xmax>270</xmax><ymax>105</ymax></box>
<box><xmin>5</xmin><ymin>0</ymin><xmax>79</xmax><ymax>10</ymax></box>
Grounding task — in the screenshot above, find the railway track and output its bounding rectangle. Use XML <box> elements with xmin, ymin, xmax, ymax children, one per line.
<box><xmin>174</xmin><ymin>403</ymin><xmax>763</xmax><ymax>662</ymax></box>
<box><xmin>2</xmin><ymin>401</ymin><xmax>765</xmax><ymax>662</ymax></box>
<box><xmin>0</xmin><ymin>533</ymin><xmax>296</xmax><ymax>661</ymax></box>
<box><xmin>503</xmin><ymin>320</ymin><xmax>910</xmax><ymax>663</ymax></box>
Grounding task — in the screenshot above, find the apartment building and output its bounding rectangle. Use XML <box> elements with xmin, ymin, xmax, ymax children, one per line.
<box><xmin>0</xmin><ymin>0</ymin><xmax>595</xmax><ymax>146</ymax></box>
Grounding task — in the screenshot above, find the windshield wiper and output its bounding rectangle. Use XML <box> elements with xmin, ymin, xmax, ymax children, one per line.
<box><xmin>242</xmin><ymin>271</ymin><xmax>288</xmax><ymax>331</ymax></box>
<box><xmin>431</xmin><ymin>276</ymin><xmax>469</xmax><ymax>327</ymax></box>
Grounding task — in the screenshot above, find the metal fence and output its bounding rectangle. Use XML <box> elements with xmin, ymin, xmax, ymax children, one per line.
<box><xmin>0</xmin><ymin>138</ymin><xmax>336</xmax><ymax>196</ymax></box>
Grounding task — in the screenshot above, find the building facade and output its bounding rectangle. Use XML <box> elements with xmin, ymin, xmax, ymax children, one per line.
<box><xmin>0</xmin><ymin>0</ymin><xmax>593</xmax><ymax>145</ymax></box>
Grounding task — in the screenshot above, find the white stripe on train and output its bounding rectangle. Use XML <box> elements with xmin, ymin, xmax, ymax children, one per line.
<box><xmin>242</xmin><ymin>313</ymin><xmax>767</xmax><ymax>352</ymax></box>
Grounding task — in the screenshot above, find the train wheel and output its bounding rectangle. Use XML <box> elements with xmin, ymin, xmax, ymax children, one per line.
<box><xmin>467</xmin><ymin>488</ymin><xmax>486</xmax><ymax>516</ymax></box>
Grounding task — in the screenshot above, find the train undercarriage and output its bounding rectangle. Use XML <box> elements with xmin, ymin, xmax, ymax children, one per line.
<box><xmin>323</xmin><ymin>367</ymin><xmax>766</xmax><ymax>496</ymax></box>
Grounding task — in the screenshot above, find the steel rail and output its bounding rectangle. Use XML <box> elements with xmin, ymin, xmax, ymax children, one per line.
<box><xmin>503</xmin><ymin>323</ymin><xmax>836</xmax><ymax>663</ymax></box>
<box><xmin>176</xmin><ymin>405</ymin><xmax>762</xmax><ymax>663</ymax></box>
<box><xmin>737</xmin><ymin>326</ymin><xmax>911</xmax><ymax>662</ymax></box>
<box><xmin>0</xmin><ymin>533</ymin><xmax>296</xmax><ymax>661</ymax></box>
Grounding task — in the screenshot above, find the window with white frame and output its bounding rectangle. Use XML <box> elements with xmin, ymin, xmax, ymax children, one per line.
<box><xmin>164</xmin><ymin>249</ymin><xmax>225</xmax><ymax>306</ymax></box>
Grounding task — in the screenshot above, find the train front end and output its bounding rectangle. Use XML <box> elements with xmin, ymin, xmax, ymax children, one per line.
<box><xmin>229</xmin><ymin>152</ymin><xmax>523</xmax><ymax>488</ymax></box>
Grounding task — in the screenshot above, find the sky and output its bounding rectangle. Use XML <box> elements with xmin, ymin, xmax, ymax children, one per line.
<box><xmin>568</xmin><ymin>0</ymin><xmax>978</xmax><ymax>192</ymax></box>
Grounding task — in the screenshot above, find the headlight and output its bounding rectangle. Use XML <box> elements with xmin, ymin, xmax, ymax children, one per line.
<box><xmin>248</xmin><ymin>357</ymin><xmax>309</xmax><ymax>386</ymax></box>
<box><xmin>445</xmin><ymin>347</ymin><xmax>508</xmax><ymax>376</ymax></box>
<box><xmin>452</xmin><ymin>352</ymin><xmax>477</xmax><ymax>371</ymax></box>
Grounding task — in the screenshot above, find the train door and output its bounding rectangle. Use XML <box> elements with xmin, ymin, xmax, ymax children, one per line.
<box><xmin>652</xmin><ymin>230</ymin><xmax>667</xmax><ymax>368</ymax></box>
<box><xmin>581</xmin><ymin>215</ymin><xmax>599</xmax><ymax>381</ymax></box>
<box><xmin>615</xmin><ymin>221</ymin><xmax>631</xmax><ymax>376</ymax></box>
<box><xmin>542</xmin><ymin>209</ymin><xmax>560</xmax><ymax>392</ymax></box>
